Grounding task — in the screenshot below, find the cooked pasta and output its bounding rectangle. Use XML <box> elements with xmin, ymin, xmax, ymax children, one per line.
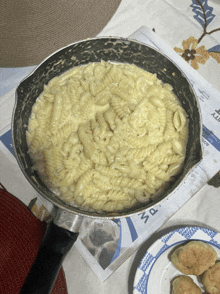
<box><xmin>27</xmin><ymin>61</ymin><xmax>188</xmax><ymax>212</ymax></box>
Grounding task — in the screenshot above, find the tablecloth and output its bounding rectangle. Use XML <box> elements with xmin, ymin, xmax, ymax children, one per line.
<box><xmin>1</xmin><ymin>1</ymin><xmax>220</xmax><ymax>293</ymax></box>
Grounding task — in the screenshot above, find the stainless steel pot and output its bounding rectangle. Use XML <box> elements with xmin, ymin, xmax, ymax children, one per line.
<box><xmin>12</xmin><ymin>37</ymin><xmax>202</xmax><ymax>294</ymax></box>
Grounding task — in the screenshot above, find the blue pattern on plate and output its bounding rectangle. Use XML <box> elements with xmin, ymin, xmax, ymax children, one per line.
<box><xmin>139</xmin><ymin>253</ymin><xmax>154</xmax><ymax>272</ymax></box>
<box><xmin>202</xmin><ymin>227</ymin><xmax>218</xmax><ymax>238</ymax></box>
<box><xmin>161</xmin><ymin>231</ymin><xmax>175</xmax><ymax>243</ymax></box>
<box><xmin>155</xmin><ymin>243</ymin><xmax>169</xmax><ymax>259</ymax></box>
<box><xmin>136</xmin><ymin>273</ymin><xmax>148</xmax><ymax>294</ymax></box>
<box><xmin>178</xmin><ymin>226</ymin><xmax>198</xmax><ymax>238</ymax></box>
<box><xmin>133</xmin><ymin>226</ymin><xmax>220</xmax><ymax>294</ymax></box>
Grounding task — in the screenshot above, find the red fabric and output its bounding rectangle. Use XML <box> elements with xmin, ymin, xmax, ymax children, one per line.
<box><xmin>0</xmin><ymin>189</ymin><xmax>68</xmax><ymax>294</ymax></box>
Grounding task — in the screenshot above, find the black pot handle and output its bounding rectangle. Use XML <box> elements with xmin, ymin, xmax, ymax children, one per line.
<box><xmin>20</xmin><ymin>221</ymin><xmax>78</xmax><ymax>294</ymax></box>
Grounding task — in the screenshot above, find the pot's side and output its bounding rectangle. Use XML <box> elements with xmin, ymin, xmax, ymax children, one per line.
<box><xmin>12</xmin><ymin>37</ymin><xmax>202</xmax><ymax>219</ymax></box>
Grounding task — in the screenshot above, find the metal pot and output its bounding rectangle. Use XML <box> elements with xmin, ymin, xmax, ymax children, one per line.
<box><xmin>12</xmin><ymin>37</ymin><xmax>202</xmax><ymax>294</ymax></box>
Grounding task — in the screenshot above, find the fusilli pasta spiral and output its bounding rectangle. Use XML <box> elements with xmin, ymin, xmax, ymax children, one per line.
<box><xmin>27</xmin><ymin>61</ymin><xmax>188</xmax><ymax>212</ymax></box>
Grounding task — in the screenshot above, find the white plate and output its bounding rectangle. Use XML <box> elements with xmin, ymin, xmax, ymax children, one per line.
<box><xmin>133</xmin><ymin>226</ymin><xmax>220</xmax><ymax>294</ymax></box>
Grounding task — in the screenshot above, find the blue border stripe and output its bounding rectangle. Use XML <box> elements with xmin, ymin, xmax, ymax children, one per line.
<box><xmin>110</xmin><ymin>220</ymin><xmax>122</xmax><ymax>263</ymax></box>
<box><xmin>202</xmin><ymin>124</ymin><xmax>220</xmax><ymax>152</ymax></box>
<box><xmin>126</xmin><ymin>217</ymin><xmax>138</xmax><ymax>242</ymax></box>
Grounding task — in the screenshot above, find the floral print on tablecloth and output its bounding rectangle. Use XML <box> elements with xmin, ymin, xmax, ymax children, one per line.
<box><xmin>174</xmin><ymin>0</ymin><xmax>220</xmax><ymax>70</ymax></box>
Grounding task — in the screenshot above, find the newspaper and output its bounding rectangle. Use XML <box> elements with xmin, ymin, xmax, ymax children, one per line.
<box><xmin>0</xmin><ymin>26</ymin><xmax>220</xmax><ymax>281</ymax></box>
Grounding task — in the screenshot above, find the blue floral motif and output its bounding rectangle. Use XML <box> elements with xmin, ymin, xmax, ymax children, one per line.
<box><xmin>190</xmin><ymin>0</ymin><xmax>215</xmax><ymax>28</ymax></box>
<box><xmin>208</xmin><ymin>45</ymin><xmax>220</xmax><ymax>53</ymax></box>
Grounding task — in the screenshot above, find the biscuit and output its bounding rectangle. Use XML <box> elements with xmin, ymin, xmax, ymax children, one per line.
<box><xmin>171</xmin><ymin>241</ymin><xmax>218</xmax><ymax>275</ymax></box>
<box><xmin>202</xmin><ymin>262</ymin><xmax>220</xmax><ymax>294</ymax></box>
<box><xmin>172</xmin><ymin>276</ymin><xmax>202</xmax><ymax>294</ymax></box>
